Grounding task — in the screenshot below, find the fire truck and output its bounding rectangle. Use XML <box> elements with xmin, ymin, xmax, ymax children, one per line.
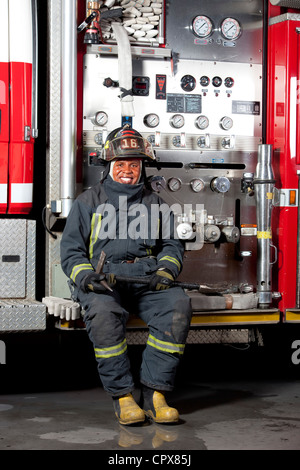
<box><xmin>1</xmin><ymin>0</ymin><xmax>300</xmax><ymax>352</ymax></box>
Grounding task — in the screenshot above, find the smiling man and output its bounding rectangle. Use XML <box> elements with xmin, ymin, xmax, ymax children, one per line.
<box><xmin>110</xmin><ymin>158</ymin><xmax>142</xmax><ymax>185</ymax></box>
<box><xmin>60</xmin><ymin>125</ymin><xmax>192</xmax><ymax>426</ymax></box>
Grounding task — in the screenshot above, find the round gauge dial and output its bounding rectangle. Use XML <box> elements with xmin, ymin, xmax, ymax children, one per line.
<box><xmin>170</xmin><ymin>114</ymin><xmax>185</xmax><ymax>129</ymax></box>
<box><xmin>192</xmin><ymin>15</ymin><xmax>213</xmax><ymax>38</ymax></box>
<box><xmin>224</xmin><ymin>77</ymin><xmax>234</xmax><ymax>88</ymax></box>
<box><xmin>180</xmin><ymin>74</ymin><xmax>196</xmax><ymax>92</ymax></box>
<box><xmin>168</xmin><ymin>177</ymin><xmax>182</xmax><ymax>192</ymax></box>
<box><xmin>220</xmin><ymin>116</ymin><xmax>233</xmax><ymax>130</ymax></box>
<box><xmin>172</xmin><ymin>135</ymin><xmax>183</xmax><ymax>148</ymax></box>
<box><xmin>191</xmin><ymin>178</ymin><xmax>205</xmax><ymax>193</ymax></box>
<box><xmin>93</xmin><ymin>111</ymin><xmax>108</xmax><ymax>126</ymax></box>
<box><xmin>144</xmin><ymin>113</ymin><xmax>160</xmax><ymax>128</ymax></box>
<box><xmin>220</xmin><ymin>18</ymin><xmax>241</xmax><ymax>41</ymax></box>
<box><xmin>195</xmin><ymin>115</ymin><xmax>209</xmax><ymax>130</ymax></box>
<box><xmin>212</xmin><ymin>76</ymin><xmax>222</xmax><ymax>87</ymax></box>
<box><xmin>147</xmin><ymin>134</ymin><xmax>156</xmax><ymax>145</ymax></box>
<box><xmin>200</xmin><ymin>75</ymin><xmax>210</xmax><ymax>87</ymax></box>
<box><xmin>94</xmin><ymin>133</ymin><xmax>103</xmax><ymax>145</ymax></box>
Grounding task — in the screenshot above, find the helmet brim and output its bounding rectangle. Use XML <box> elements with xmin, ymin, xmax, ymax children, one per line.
<box><xmin>101</xmin><ymin>135</ymin><xmax>156</xmax><ymax>162</ymax></box>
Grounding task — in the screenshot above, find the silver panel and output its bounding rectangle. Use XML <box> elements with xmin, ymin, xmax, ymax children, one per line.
<box><xmin>0</xmin><ymin>300</ymin><xmax>46</xmax><ymax>332</ymax></box>
<box><xmin>165</xmin><ymin>0</ymin><xmax>263</xmax><ymax>63</ymax></box>
<box><xmin>269</xmin><ymin>12</ymin><xmax>300</xmax><ymax>25</ymax></box>
<box><xmin>270</xmin><ymin>1</ymin><xmax>300</xmax><ymax>9</ymax></box>
<box><xmin>46</xmin><ymin>0</ymin><xmax>66</xmax><ymax>297</ymax></box>
<box><xmin>0</xmin><ymin>219</ymin><xmax>46</xmax><ymax>331</ymax></box>
<box><xmin>126</xmin><ymin>328</ymin><xmax>251</xmax><ymax>345</ymax></box>
<box><xmin>60</xmin><ymin>0</ymin><xmax>77</xmax><ymax>217</ymax></box>
<box><xmin>0</xmin><ymin>220</ymin><xmax>27</xmax><ymax>298</ymax></box>
<box><xmin>82</xmin><ymin>55</ymin><xmax>262</xmax><ymax>138</ymax></box>
<box><xmin>27</xmin><ymin>219</ymin><xmax>37</xmax><ymax>299</ymax></box>
<box><xmin>52</xmin><ymin>264</ymin><xmax>73</xmax><ymax>299</ymax></box>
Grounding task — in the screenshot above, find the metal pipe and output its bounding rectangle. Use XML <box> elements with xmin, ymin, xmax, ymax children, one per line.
<box><xmin>60</xmin><ymin>0</ymin><xmax>77</xmax><ymax>217</ymax></box>
<box><xmin>254</xmin><ymin>144</ymin><xmax>276</xmax><ymax>308</ymax></box>
<box><xmin>261</xmin><ymin>0</ymin><xmax>268</xmax><ymax>145</ymax></box>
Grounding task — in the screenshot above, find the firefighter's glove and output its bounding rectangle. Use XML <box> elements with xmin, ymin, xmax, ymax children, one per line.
<box><xmin>149</xmin><ymin>268</ymin><xmax>175</xmax><ymax>291</ymax></box>
<box><xmin>83</xmin><ymin>272</ymin><xmax>116</xmax><ymax>293</ymax></box>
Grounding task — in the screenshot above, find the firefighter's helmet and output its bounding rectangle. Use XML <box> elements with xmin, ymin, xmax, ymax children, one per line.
<box><xmin>101</xmin><ymin>124</ymin><xmax>156</xmax><ymax>162</ymax></box>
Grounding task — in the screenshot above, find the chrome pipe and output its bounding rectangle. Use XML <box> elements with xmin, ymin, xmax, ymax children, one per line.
<box><xmin>60</xmin><ymin>0</ymin><xmax>77</xmax><ymax>217</ymax></box>
<box><xmin>254</xmin><ymin>144</ymin><xmax>276</xmax><ymax>308</ymax></box>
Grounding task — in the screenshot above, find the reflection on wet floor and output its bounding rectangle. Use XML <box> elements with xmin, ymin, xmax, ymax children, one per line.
<box><xmin>118</xmin><ymin>422</ymin><xmax>179</xmax><ymax>449</ymax></box>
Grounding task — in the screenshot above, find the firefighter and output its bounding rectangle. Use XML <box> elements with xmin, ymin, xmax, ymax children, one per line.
<box><xmin>60</xmin><ymin>125</ymin><xmax>192</xmax><ymax>425</ymax></box>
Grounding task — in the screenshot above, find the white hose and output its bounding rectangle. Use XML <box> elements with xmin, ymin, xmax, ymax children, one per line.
<box><xmin>112</xmin><ymin>22</ymin><xmax>135</xmax><ymax>117</ymax></box>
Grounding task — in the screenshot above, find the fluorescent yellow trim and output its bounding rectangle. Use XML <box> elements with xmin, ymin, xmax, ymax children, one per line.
<box><xmin>89</xmin><ymin>213</ymin><xmax>102</xmax><ymax>259</ymax></box>
<box><xmin>147</xmin><ymin>334</ymin><xmax>185</xmax><ymax>354</ymax></box>
<box><xmin>94</xmin><ymin>339</ymin><xmax>127</xmax><ymax>358</ymax></box>
<box><xmin>159</xmin><ymin>255</ymin><xmax>181</xmax><ymax>270</ymax></box>
<box><xmin>70</xmin><ymin>263</ymin><xmax>93</xmax><ymax>282</ymax></box>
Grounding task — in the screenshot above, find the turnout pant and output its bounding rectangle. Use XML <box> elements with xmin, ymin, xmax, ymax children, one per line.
<box><xmin>76</xmin><ymin>284</ymin><xmax>192</xmax><ymax>397</ymax></box>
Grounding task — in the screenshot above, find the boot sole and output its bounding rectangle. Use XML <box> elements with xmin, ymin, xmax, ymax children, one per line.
<box><xmin>115</xmin><ymin>413</ymin><xmax>145</xmax><ymax>426</ymax></box>
<box><xmin>144</xmin><ymin>410</ymin><xmax>179</xmax><ymax>424</ymax></box>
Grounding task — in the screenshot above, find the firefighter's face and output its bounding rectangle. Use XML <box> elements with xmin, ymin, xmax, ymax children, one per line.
<box><xmin>112</xmin><ymin>158</ymin><xmax>142</xmax><ymax>185</ymax></box>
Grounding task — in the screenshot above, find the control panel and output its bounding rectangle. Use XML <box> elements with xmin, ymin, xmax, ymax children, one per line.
<box><xmin>81</xmin><ymin>0</ymin><xmax>263</xmax><ymax>287</ymax></box>
<box><xmin>82</xmin><ymin>56</ymin><xmax>262</xmax><ymax>153</ymax></box>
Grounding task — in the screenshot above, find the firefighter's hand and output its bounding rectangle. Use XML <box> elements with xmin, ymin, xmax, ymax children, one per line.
<box><xmin>149</xmin><ymin>268</ymin><xmax>175</xmax><ymax>291</ymax></box>
<box><xmin>83</xmin><ymin>272</ymin><xmax>116</xmax><ymax>293</ymax></box>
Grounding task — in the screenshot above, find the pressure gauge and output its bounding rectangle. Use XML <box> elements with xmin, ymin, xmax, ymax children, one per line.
<box><xmin>192</xmin><ymin>15</ymin><xmax>213</xmax><ymax>38</ymax></box>
<box><xmin>224</xmin><ymin>77</ymin><xmax>234</xmax><ymax>88</ymax></box>
<box><xmin>212</xmin><ymin>76</ymin><xmax>222</xmax><ymax>87</ymax></box>
<box><xmin>168</xmin><ymin>177</ymin><xmax>182</xmax><ymax>192</ymax></box>
<box><xmin>147</xmin><ymin>134</ymin><xmax>156</xmax><ymax>145</ymax></box>
<box><xmin>144</xmin><ymin>113</ymin><xmax>160</xmax><ymax>128</ymax></box>
<box><xmin>180</xmin><ymin>74</ymin><xmax>196</xmax><ymax>92</ymax></box>
<box><xmin>190</xmin><ymin>178</ymin><xmax>205</xmax><ymax>193</ymax></box>
<box><xmin>220</xmin><ymin>18</ymin><xmax>241</xmax><ymax>41</ymax></box>
<box><xmin>94</xmin><ymin>133</ymin><xmax>103</xmax><ymax>145</ymax></box>
<box><xmin>93</xmin><ymin>111</ymin><xmax>108</xmax><ymax>126</ymax></box>
<box><xmin>172</xmin><ymin>135</ymin><xmax>182</xmax><ymax>148</ymax></box>
<box><xmin>170</xmin><ymin>114</ymin><xmax>185</xmax><ymax>129</ymax></box>
<box><xmin>220</xmin><ymin>116</ymin><xmax>233</xmax><ymax>130</ymax></box>
<box><xmin>200</xmin><ymin>75</ymin><xmax>210</xmax><ymax>87</ymax></box>
<box><xmin>195</xmin><ymin>115</ymin><xmax>209</xmax><ymax>130</ymax></box>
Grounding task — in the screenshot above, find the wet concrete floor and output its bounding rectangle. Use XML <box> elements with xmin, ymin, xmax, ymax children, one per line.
<box><xmin>1</xmin><ymin>379</ymin><xmax>300</xmax><ymax>451</ymax></box>
<box><xmin>0</xmin><ymin>329</ymin><xmax>300</xmax><ymax>451</ymax></box>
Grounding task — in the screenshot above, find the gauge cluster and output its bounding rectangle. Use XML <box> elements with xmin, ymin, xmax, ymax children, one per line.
<box><xmin>191</xmin><ymin>15</ymin><xmax>242</xmax><ymax>42</ymax></box>
<box><xmin>82</xmin><ymin>0</ymin><xmax>262</xmax><ymax>161</ymax></box>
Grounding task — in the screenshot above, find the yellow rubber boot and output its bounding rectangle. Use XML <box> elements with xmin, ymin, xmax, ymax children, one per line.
<box><xmin>142</xmin><ymin>389</ymin><xmax>179</xmax><ymax>424</ymax></box>
<box><xmin>113</xmin><ymin>393</ymin><xmax>145</xmax><ymax>425</ymax></box>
